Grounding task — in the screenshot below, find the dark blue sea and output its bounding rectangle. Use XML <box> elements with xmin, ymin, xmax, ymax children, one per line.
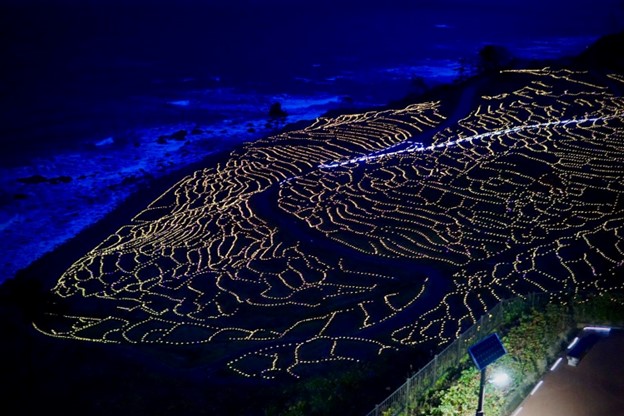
<box><xmin>1</xmin><ymin>0</ymin><xmax>623</xmax><ymax>283</ymax></box>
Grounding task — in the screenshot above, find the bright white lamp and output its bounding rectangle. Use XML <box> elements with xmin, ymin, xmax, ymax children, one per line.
<box><xmin>489</xmin><ymin>370</ymin><xmax>511</xmax><ymax>389</ymax></box>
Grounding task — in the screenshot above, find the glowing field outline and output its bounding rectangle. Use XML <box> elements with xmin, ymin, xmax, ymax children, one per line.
<box><xmin>32</xmin><ymin>68</ymin><xmax>624</xmax><ymax>381</ymax></box>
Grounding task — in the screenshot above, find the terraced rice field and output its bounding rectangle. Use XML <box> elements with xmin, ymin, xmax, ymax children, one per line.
<box><xmin>34</xmin><ymin>68</ymin><xmax>624</xmax><ymax>380</ymax></box>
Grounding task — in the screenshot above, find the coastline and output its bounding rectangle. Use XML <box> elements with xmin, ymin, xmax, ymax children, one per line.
<box><xmin>0</xmin><ymin>114</ymin><xmax>336</xmax><ymax>285</ymax></box>
<box><xmin>2</xmin><ymin>25</ymin><xmax>619</xmax><ymax>285</ymax></box>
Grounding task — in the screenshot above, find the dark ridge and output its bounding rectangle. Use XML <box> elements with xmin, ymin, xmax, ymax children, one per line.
<box><xmin>575</xmin><ymin>29</ymin><xmax>624</xmax><ymax>71</ymax></box>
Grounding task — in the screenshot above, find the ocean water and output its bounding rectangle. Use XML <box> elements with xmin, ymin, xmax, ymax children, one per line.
<box><xmin>1</xmin><ymin>0</ymin><xmax>623</xmax><ymax>284</ymax></box>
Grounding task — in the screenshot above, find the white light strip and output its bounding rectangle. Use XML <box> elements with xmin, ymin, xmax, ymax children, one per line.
<box><xmin>584</xmin><ymin>326</ymin><xmax>611</xmax><ymax>333</ymax></box>
<box><xmin>318</xmin><ymin>113</ymin><xmax>622</xmax><ymax>169</ymax></box>
<box><xmin>567</xmin><ymin>337</ymin><xmax>579</xmax><ymax>350</ymax></box>
<box><xmin>511</xmin><ymin>406</ymin><xmax>524</xmax><ymax>416</ymax></box>
<box><xmin>530</xmin><ymin>380</ymin><xmax>544</xmax><ymax>396</ymax></box>
<box><xmin>550</xmin><ymin>357</ymin><xmax>563</xmax><ymax>371</ymax></box>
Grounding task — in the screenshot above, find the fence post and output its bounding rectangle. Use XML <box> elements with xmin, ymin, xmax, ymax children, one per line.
<box><xmin>479</xmin><ymin>313</ymin><xmax>484</xmax><ymax>334</ymax></box>
<box><xmin>405</xmin><ymin>376</ymin><xmax>411</xmax><ymax>414</ymax></box>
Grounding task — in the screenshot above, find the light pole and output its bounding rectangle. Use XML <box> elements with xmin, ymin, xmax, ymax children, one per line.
<box><xmin>476</xmin><ymin>368</ymin><xmax>486</xmax><ymax>416</ymax></box>
<box><xmin>468</xmin><ymin>333</ymin><xmax>507</xmax><ymax>416</ymax></box>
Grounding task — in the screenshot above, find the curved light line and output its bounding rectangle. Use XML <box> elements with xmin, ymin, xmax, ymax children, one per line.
<box><xmin>318</xmin><ymin>113</ymin><xmax>622</xmax><ymax>169</ymax></box>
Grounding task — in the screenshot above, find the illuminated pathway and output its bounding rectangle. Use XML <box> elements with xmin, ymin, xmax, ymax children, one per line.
<box><xmin>319</xmin><ymin>114</ymin><xmax>623</xmax><ymax>168</ymax></box>
<box><xmin>34</xmin><ymin>68</ymin><xmax>624</xmax><ymax>379</ymax></box>
<box><xmin>511</xmin><ymin>329</ymin><xmax>624</xmax><ymax>416</ymax></box>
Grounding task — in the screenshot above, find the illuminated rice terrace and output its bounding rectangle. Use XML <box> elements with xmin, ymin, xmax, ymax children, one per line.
<box><xmin>34</xmin><ymin>68</ymin><xmax>624</xmax><ymax>380</ymax></box>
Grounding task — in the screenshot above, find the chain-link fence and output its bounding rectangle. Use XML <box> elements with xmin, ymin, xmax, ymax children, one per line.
<box><xmin>366</xmin><ymin>293</ymin><xmax>564</xmax><ymax>416</ymax></box>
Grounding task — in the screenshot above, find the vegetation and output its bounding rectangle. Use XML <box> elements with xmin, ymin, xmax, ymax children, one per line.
<box><xmin>381</xmin><ymin>293</ymin><xmax>624</xmax><ymax>416</ymax></box>
<box><xmin>573</xmin><ymin>293</ymin><xmax>624</xmax><ymax>324</ymax></box>
<box><xmin>411</xmin><ymin>304</ymin><xmax>566</xmax><ymax>416</ymax></box>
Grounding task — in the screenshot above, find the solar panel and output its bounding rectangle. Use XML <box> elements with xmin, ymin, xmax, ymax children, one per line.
<box><xmin>468</xmin><ymin>333</ymin><xmax>507</xmax><ymax>370</ymax></box>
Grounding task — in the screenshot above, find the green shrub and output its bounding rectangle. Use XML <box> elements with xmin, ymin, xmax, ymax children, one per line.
<box><xmin>373</xmin><ymin>295</ymin><xmax>623</xmax><ymax>416</ymax></box>
<box><xmin>421</xmin><ymin>304</ymin><xmax>570</xmax><ymax>415</ymax></box>
<box><xmin>574</xmin><ymin>293</ymin><xmax>624</xmax><ymax>323</ymax></box>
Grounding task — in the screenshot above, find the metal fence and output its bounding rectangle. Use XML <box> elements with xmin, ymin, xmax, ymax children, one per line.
<box><xmin>366</xmin><ymin>293</ymin><xmax>555</xmax><ymax>416</ymax></box>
